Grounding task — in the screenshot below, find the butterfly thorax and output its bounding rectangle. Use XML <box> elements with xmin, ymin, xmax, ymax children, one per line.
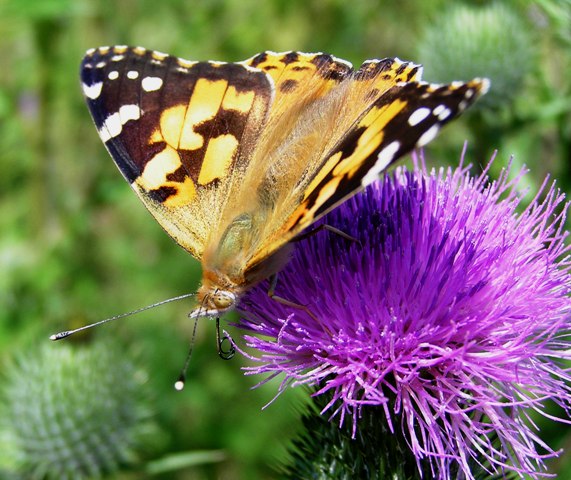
<box><xmin>192</xmin><ymin>210</ymin><xmax>294</xmax><ymax>318</ymax></box>
<box><xmin>191</xmin><ymin>215</ymin><xmax>254</xmax><ymax>317</ymax></box>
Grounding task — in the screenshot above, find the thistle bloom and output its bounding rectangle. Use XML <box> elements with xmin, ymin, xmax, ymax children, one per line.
<box><xmin>236</xmin><ymin>150</ymin><xmax>571</xmax><ymax>479</ymax></box>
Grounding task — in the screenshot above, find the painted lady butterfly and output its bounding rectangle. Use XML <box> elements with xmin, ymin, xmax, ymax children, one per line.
<box><xmin>79</xmin><ymin>46</ymin><xmax>488</xmax><ymax>322</ymax></box>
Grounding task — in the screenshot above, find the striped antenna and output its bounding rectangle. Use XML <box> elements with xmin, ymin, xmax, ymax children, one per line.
<box><xmin>49</xmin><ymin>293</ymin><xmax>196</xmax><ymax>340</ymax></box>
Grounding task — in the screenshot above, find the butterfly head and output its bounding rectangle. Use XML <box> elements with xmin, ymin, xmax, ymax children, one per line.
<box><xmin>189</xmin><ymin>282</ymin><xmax>239</xmax><ymax>319</ymax></box>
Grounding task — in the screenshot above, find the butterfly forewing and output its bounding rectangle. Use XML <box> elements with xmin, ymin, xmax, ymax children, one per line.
<box><xmin>246</xmin><ymin>60</ymin><xmax>488</xmax><ymax>267</ymax></box>
<box><xmin>276</xmin><ymin>78</ymin><xmax>489</xmax><ymax>239</ymax></box>
<box><xmin>81</xmin><ymin>46</ymin><xmax>273</xmax><ymax>258</ymax></box>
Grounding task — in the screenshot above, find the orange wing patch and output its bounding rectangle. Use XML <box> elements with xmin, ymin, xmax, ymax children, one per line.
<box><xmin>137</xmin><ymin>76</ymin><xmax>244</xmax><ymax>207</ymax></box>
<box><xmin>330</xmin><ymin>98</ymin><xmax>408</xmax><ymax>179</ymax></box>
<box><xmin>241</xmin><ymin>51</ymin><xmax>353</xmax><ymax>126</ymax></box>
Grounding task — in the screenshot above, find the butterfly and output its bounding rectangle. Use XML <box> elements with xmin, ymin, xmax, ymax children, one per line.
<box><xmin>80</xmin><ymin>46</ymin><xmax>489</xmax><ymax>323</ymax></box>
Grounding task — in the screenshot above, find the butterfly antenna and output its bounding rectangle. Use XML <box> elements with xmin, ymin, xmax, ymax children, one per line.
<box><xmin>49</xmin><ymin>293</ymin><xmax>196</xmax><ymax>340</ymax></box>
<box><xmin>174</xmin><ymin>315</ymin><xmax>200</xmax><ymax>391</ymax></box>
<box><xmin>175</xmin><ymin>293</ymin><xmax>211</xmax><ymax>390</ymax></box>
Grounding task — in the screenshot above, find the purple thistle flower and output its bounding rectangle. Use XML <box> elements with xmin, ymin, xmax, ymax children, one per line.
<box><xmin>235</xmin><ymin>149</ymin><xmax>571</xmax><ymax>479</ymax></box>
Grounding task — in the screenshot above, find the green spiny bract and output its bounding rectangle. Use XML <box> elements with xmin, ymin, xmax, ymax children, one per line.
<box><xmin>416</xmin><ymin>3</ymin><xmax>536</xmax><ymax>110</ymax></box>
<box><xmin>281</xmin><ymin>392</ymin><xmax>520</xmax><ymax>480</ymax></box>
<box><xmin>0</xmin><ymin>341</ymin><xmax>159</xmax><ymax>479</ymax></box>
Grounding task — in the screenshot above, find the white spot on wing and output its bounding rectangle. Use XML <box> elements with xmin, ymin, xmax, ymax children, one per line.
<box><xmin>177</xmin><ymin>58</ymin><xmax>197</xmax><ymax>68</ymax></box>
<box><xmin>98</xmin><ymin>106</ymin><xmax>141</xmax><ymax>143</ymax></box>
<box><xmin>119</xmin><ymin>104</ymin><xmax>141</xmax><ymax>124</ymax></box>
<box><xmin>111</xmin><ymin>55</ymin><xmax>124</xmax><ymax>62</ymax></box>
<box><xmin>361</xmin><ymin>141</ymin><xmax>400</xmax><ymax>187</ymax></box>
<box><xmin>141</xmin><ymin>76</ymin><xmax>163</xmax><ymax>92</ymax></box>
<box><xmin>99</xmin><ymin>127</ymin><xmax>111</xmax><ymax>143</ymax></box>
<box><xmin>417</xmin><ymin>124</ymin><xmax>440</xmax><ymax>147</ymax></box>
<box><xmin>82</xmin><ymin>82</ymin><xmax>103</xmax><ymax>99</ymax></box>
<box><xmin>99</xmin><ymin>112</ymin><xmax>121</xmax><ymax>142</ymax></box>
<box><xmin>127</xmin><ymin>70</ymin><xmax>139</xmax><ymax>79</ymax></box>
<box><xmin>433</xmin><ymin>104</ymin><xmax>451</xmax><ymax>121</ymax></box>
<box><xmin>408</xmin><ymin>107</ymin><xmax>431</xmax><ymax>126</ymax></box>
<box><xmin>330</xmin><ymin>55</ymin><xmax>353</xmax><ymax>69</ymax></box>
<box><xmin>479</xmin><ymin>78</ymin><xmax>490</xmax><ymax>94</ymax></box>
<box><xmin>108</xmin><ymin>70</ymin><xmax>119</xmax><ymax>80</ymax></box>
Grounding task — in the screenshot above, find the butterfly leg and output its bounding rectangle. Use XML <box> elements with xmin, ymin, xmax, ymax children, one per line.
<box><xmin>266</xmin><ymin>275</ymin><xmax>332</xmax><ymax>334</ymax></box>
<box><xmin>292</xmin><ymin>224</ymin><xmax>359</xmax><ymax>245</ymax></box>
<box><xmin>216</xmin><ymin>317</ymin><xmax>235</xmax><ymax>360</ymax></box>
<box><xmin>268</xmin><ymin>274</ymin><xmax>321</xmax><ymax>323</ymax></box>
<box><xmin>267</xmin><ymin>274</ymin><xmax>314</xmax><ymax>315</ymax></box>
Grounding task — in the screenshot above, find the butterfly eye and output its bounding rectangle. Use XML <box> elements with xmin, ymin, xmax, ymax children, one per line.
<box><xmin>212</xmin><ymin>291</ymin><xmax>236</xmax><ymax>310</ymax></box>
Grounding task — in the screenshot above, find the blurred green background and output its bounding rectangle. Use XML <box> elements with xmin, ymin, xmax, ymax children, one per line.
<box><xmin>0</xmin><ymin>0</ymin><xmax>570</xmax><ymax>478</ymax></box>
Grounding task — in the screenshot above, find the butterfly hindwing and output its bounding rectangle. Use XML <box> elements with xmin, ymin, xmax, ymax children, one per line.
<box><xmin>80</xmin><ymin>46</ymin><xmax>273</xmax><ymax>257</ymax></box>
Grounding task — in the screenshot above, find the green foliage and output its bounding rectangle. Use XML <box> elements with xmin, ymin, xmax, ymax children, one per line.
<box><xmin>0</xmin><ymin>0</ymin><xmax>570</xmax><ymax>478</ymax></box>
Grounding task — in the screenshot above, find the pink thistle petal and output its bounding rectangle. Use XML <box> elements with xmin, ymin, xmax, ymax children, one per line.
<box><xmin>236</xmin><ymin>151</ymin><xmax>571</xmax><ymax>479</ymax></box>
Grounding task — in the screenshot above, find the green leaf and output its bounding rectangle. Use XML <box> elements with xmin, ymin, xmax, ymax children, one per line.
<box><xmin>145</xmin><ymin>450</ymin><xmax>226</xmax><ymax>475</ymax></box>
